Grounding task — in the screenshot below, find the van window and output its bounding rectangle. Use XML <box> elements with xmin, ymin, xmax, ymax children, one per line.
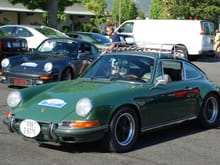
<box><xmin>118</xmin><ymin>22</ymin><xmax>134</xmax><ymax>33</ymax></box>
<box><xmin>202</xmin><ymin>22</ymin><xmax>214</xmax><ymax>35</ymax></box>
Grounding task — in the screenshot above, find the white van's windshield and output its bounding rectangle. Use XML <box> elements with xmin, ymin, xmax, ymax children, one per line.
<box><xmin>118</xmin><ymin>22</ymin><xmax>134</xmax><ymax>33</ymax></box>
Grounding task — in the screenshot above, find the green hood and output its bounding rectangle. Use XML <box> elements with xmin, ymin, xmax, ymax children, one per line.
<box><xmin>14</xmin><ymin>79</ymin><xmax>147</xmax><ymax>122</ymax></box>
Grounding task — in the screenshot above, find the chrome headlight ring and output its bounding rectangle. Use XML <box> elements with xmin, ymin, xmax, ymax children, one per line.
<box><xmin>44</xmin><ymin>62</ymin><xmax>53</xmax><ymax>72</ymax></box>
<box><xmin>1</xmin><ymin>58</ymin><xmax>10</xmax><ymax>68</ymax></box>
<box><xmin>7</xmin><ymin>91</ymin><xmax>22</xmax><ymax>108</ymax></box>
<box><xmin>76</xmin><ymin>97</ymin><xmax>93</xmax><ymax>117</ymax></box>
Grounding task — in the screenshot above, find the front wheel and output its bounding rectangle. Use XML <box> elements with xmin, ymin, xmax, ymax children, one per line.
<box><xmin>61</xmin><ymin>68</ymin><xmax>73</xmax><ymax>81</ymax></box>
<box><xmin>198</xmin><ymin>93</ymin><xmax>219</xmax><ymax>128</ymax></box>
<box><xmin>102</xmin><ymin>106</ymin><xmax>139</xmax><ymax>153</ymax></box>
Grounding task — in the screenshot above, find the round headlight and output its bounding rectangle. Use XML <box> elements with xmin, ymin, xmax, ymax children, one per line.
<box><xmin>7</xmin><ymin>91</ymin><xmax>22</xmax><ymax>108</ymax></box>
<box><xmin>1</xmin><ymin>58</ymin><xmax>9</xmax><ymax>68</ymax></box>
<box><xmin>44</xmin><ymin>62</ymin><xmax>53</xmax><ymax>72</ymax></box>
<box><xmin>76</xmin><ymin>97</ymin><xmax>93</xmax><ymax>117</ymax></box>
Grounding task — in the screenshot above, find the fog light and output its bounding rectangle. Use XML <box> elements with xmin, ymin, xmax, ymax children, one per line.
<box><xmin>36</xmin><ymin>80</ymin><xmax>43</xmax><ymax>84</ymax></box>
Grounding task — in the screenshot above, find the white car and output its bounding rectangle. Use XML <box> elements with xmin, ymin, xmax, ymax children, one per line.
<box><xmin>0</xmin><ymin>25</ymin><xmax>69</xmax><ymax>50</ymax></box>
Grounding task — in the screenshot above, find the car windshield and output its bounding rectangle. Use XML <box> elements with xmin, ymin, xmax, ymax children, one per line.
<box><xmin>35</xmin><ymin>27</ymin><xmax>68</xmax><ymax>38</ymax></box>
<box><xmin>82</xmin><ymin>54</ymin><xmax>155</xmax><ymax>83</ymax></box>
<box><xmin>37</xmin><ymin>39</ymin><xmax>78</xmax><ymax>56</ymax></box>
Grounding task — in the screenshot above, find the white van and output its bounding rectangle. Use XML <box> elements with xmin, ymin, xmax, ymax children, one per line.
<box><xmin>116</xmin><ymin>19</ymin><xmax>215</xmax><ymax>59</ymax></box>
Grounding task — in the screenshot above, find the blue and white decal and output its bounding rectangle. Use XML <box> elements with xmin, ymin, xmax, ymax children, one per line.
<box><xmin>21</xmin><ymin>62</ymin><xmax>38</xmax><ymax>67</ymax></box>
<box><xmin>38</xmin><ymin>99</ymin><xmax>66</xmax><ymax>108</ymax></box>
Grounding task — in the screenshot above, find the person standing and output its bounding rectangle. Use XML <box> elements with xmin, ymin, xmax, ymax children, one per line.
<box><xmin>214</xmin><ymin>29</ymin><xmax>220</xmax><ymax>58</ymax></box>
<box><xmin>101</xmin><ymin>26</ymin><xmax>120</xmax><ymax>55</ymax></box>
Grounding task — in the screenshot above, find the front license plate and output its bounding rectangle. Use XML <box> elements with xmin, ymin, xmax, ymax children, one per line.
<box><xmin>20</xmin><ymin>119</ymin><xmax>41</xmax><ymax>138</ymax></box>
<box><xmin>13</xmin><ymin>78</ymin><xmax>27</xmax><ymax>86</ymax></box>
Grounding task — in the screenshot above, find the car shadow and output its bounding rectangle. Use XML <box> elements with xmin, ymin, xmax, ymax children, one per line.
<box><xmin>195</xmin><ymin>56</ymin><xmax>220</xmax><ymax>63</ymax></box>
<box><xmin>39</xmin><ymin>120</ymin><xmax>220</xmax><ymax>153</ymax></box>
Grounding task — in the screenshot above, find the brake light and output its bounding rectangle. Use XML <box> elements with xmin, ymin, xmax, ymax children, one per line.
<box><xmin>200</xmin><ymin>30</ymin><xmax>205</xmax><ymax>35</ymax></box>
<box><xmin>200</xmin><ymin>24</ymin><xmax>205</xmax><ymax>35</ymax></box>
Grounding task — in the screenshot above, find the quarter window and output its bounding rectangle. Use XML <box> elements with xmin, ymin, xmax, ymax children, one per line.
<box><xmin>184</xmin><ymin>62</ymin><xmax>203</xmax><ymax>80</ymax></box>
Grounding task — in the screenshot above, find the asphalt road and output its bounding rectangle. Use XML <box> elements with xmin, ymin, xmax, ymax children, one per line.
<box><xmin>0</xmin><ymin>56</ymin><xmax>220</xmax><ymax>165</ymax></box>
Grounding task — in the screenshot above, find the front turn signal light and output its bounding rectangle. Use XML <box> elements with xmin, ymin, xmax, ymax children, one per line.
<box><xmin>70</xmin><ymin>120</ymin><xmax>100</xmax><ymax>129</ymax></box>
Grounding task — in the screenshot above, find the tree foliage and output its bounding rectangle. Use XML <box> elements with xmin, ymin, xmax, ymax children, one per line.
<box><xmin>150</xmin><ymin>0</ymin><xmax>220</xmax><ymax>27</ymax></box>
<box><xmin>112</xmin><ymin>0</ymin><xmax>138</xmax><ymax>26</ymax></box>
<box><xmin>81</xmin><ymin>0</ymin><xmax>107</xmax><ymax>32</ymax></box>
<box><xmin>9</xmin><ymin>0</ymin><xmax>79</xmax><ymax>28</ymax></box>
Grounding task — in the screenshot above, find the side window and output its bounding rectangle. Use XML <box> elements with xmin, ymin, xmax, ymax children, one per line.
<box><xmin>91</xmin><ymin>45</ymin><xmax>99</xmax><ymax>54</ymax></box>
<box><xmin>162</xmin><ymin>60</ymin><xmax>183</xmax><ymax>81</ymax></box>
<box><xmin>118</xmin><ymin>22</ymin><xmax>134</xmax><ymax>33</ymax></box>
<box><xmin>184</xmin><ymin>62</ymin><xmax>203</xmax><ymax>80</ymax></box>
<box><xmin>78</xmin><ymin>43</ymin><xmax>92</xmax><ymax>58</ymax></box>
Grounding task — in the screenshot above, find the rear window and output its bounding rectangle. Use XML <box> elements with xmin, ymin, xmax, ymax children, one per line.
<box><xmin>202</xmin><ymin>22</ymin><xmax>214</xmax><ymax>35</ymax></box>
<box><xmin>35</xmin><ymin>27</ymin><xmax>67</xmax><ymax>37</ymax></box>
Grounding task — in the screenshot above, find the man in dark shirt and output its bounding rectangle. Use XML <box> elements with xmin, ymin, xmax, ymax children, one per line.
<box><xmin>101</xmin><ymin>26</ymin><xmax>120</xmax><ymax>55</ymax></box>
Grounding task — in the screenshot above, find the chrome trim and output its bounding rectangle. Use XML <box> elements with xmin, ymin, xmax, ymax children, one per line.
<box><xmin>8</xmin><ymin>115</ymin><xmax>15</xmax><ymax>132</ymax></box>
<box><xmin>141</xmin><ymin>116</ymin><xmax>197</xmax><ymax>133</ymax></box>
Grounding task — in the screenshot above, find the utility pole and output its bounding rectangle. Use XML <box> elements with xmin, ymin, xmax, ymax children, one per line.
<box><xmin>118</xmin><ymin>0</ymin><xmax>121</xmax><ymax>26</ymax></box>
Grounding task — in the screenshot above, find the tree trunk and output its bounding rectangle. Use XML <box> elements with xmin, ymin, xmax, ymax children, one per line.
<box><xmin>47</xmin><ymin>0</ymin><xmax>59</xmax><ymax>29</ymax></box>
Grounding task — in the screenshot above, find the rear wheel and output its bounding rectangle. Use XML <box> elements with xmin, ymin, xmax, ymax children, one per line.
<box><xmin>61</xmin><ymin>68</ymin><xmax>73</xmax><ymax>81</ymax></box>
<box><xmin>198</xmin><ymin>93</ymin><xmax>219</xmax><ymax>128</ymax></box>
<box><xmin>102</xmin><ymin>106</ymin><xmax>139</xmax><ymax>153</ymax></box>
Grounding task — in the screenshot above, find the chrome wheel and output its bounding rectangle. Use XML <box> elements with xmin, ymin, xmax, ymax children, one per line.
<box><xmin>114</xmin><ymin>113</ymin><xmax>135</xmax><ymax>146</ymax></box>
<box><xmin>204</xmin><ymin>96</ymin><xmax>218</xmax><ymax>123</ymax></box>
<box><xmin>199</xmin><ymin>94</ymin><xmax>219</xmax><ymax>128</ymax></box>
<box><xmin>102</xmin><ymin>106</ymin><xmax>139</xmax><ymax>152</ymax></box>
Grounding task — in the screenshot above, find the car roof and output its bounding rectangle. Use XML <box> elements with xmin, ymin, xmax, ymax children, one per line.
<box><xmin>107</xmin><ymin>47</ymin><xmax>188</xmax><ymax>61</ymax></box>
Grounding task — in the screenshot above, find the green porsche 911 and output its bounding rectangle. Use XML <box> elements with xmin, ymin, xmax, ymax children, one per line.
<box><xmin>3</xmin><ymin>46</ymin><xmax>220</xmax><ymax>152</ymax></box>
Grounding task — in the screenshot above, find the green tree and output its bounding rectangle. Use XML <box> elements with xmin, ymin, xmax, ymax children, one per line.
<box><xmin>150</xmin><ymin>0</ymin><xmax>220</xmax><ymax>27</ymax></box>
<box><xmin>150</xmin><ymin>0</ymin><xmax>169</xmax><ymax>19</ymax></box>
<box><xmin>112</xmin><ymin>0</ymin><xmax>138</xmax><ymax>26</ymax></box>
<box><xmin>137</xmin><ymin>10</ymin><xmax>146</xmax><ymax>19</ymax></box>
<box><xmin>82</xmin><ymin>0</ymin><xmax>107</xmax><ymax>32</ymax></box>
<box><xmin>9</xmin><ymin>0</ymin><xmax>79</xmax><ymax>28</ymax></box>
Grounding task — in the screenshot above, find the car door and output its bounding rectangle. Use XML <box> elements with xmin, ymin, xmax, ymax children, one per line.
<box><xmin>201</xmin><ymin>21</ymin><xmax>215</xmax><ymax>51</ymax></box>
<box><xmin>141</xmin><ymin>60</ymin><xmax>200</xmax><ymax>128</ymax></box>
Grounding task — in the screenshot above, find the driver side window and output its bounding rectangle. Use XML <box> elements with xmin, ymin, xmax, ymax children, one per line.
<box><xmin>162</xmin><ymin>60</ymin><xmax>183</xmax><ymax>82</ymax></box>
<box><xmin>155</xmin><ymin>60</ymin><xmax>183</xmax><ymax>82</ymax></box>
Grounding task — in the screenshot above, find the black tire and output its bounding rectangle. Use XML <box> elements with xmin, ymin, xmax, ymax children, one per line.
<box><xmin>198</xmin><ymin>93</ymin><xmax>219</xmax><ymax>128</ymax></box>
<box><xmin>102</xmin><ymin>106</ymin><xmax>139</xmax><ymax>153</ymax></box>
<box><xmin>61</xmin><ymin>68</ymin><xmax>73</xmax><ymax>81</ymax></box>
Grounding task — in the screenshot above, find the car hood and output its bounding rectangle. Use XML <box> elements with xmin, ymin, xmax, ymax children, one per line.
<box><xmin>14</xmin><ymin>78</ymin><xmax>148</xmax><ymax>122</ymax></box>
<box><xmin>8</xmin><ymin>54</ymin><xmax>70</xmax><ymax>73</ymax></box>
